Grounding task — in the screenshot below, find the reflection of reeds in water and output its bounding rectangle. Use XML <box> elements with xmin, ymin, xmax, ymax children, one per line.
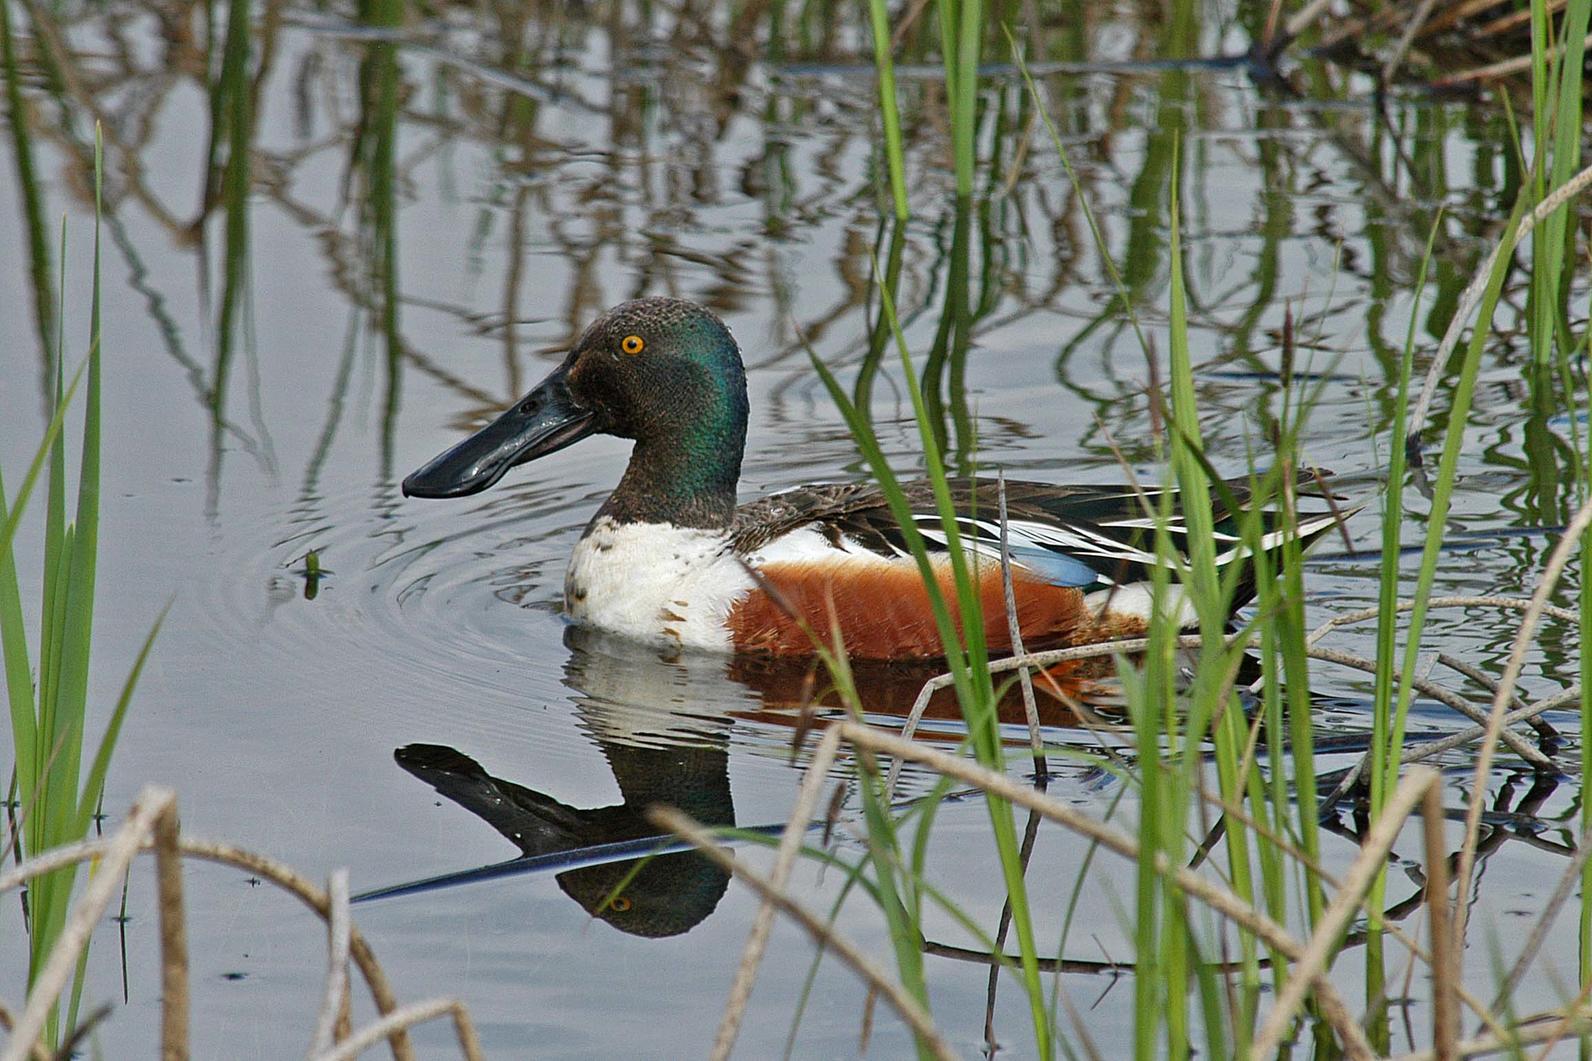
<box><xmin>1</xmin><ymin>0</ymin><xmax>1523</xmax><ymax>455</ymax></box>
<box><xmin>352</xmin><ymin>0</ymin><xmax>404</xmax><ymax>471</ymax></box>
<box><xmin>4</xmin><ymin>0</ymin><xmax>1592</xmax><ymax>1055</ymax></box>
<box><xmin>204</xmin><ymin>0</ymin><xmax>258</xmax><ymax>507</ymax></box>
<box><xmin>0</xmin><ymin>0</ymin><xmax>53</xmax><ymax>393</ymax></box>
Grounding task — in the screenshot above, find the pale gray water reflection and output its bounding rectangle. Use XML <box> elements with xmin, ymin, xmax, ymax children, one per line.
<box><xmin>0</xmin><ymin>0</ymin><xmax>1588</xmax><ymax>1054</ymax></box>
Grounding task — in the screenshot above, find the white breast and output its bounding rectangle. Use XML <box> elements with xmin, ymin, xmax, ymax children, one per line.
<box><xmin>564</xmin><ymin>517</ymin><xmax>754</xmax><ymax>652</ymax></box>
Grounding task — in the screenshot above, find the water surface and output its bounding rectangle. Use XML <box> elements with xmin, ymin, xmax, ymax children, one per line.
<box><xmin>0</xmin><ymin>2</ymin><xmax>1587</xmax><ymax>1055</ymax></box>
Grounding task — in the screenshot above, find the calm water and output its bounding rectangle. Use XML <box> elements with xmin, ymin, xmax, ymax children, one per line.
<box><xmin>0</xmin><ymin>2</ymin><xmax>1588</xmax><ymax>1056</ymax></box>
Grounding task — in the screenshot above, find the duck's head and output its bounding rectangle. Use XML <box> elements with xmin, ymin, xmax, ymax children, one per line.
<box><xmin>402</xmin><ymin>298</ymin><xmax>748</xmax><ymax>516</ymax></box>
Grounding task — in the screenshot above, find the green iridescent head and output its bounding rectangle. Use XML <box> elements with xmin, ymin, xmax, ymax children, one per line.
<box><xmin>403</xmin><ymin>297</ymin><xmax>750</xmax><ymax>527</ymax></box>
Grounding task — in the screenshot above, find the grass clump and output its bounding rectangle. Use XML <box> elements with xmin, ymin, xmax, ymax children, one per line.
<box><xmin>640</xmin><ymin>4</ymin><xmax>1592</xmax><ymax>1058</ymax></box>
<box><xmin>0</xmin><ymin>133</ymin><xmax>162</xmax><ymax>1050</ymax></box>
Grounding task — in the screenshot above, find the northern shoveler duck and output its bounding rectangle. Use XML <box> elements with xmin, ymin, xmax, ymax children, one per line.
<box><xmin>403</xmin><ymin>297</ymin><xmax>1347</xmax><ymax>659</ymax></box>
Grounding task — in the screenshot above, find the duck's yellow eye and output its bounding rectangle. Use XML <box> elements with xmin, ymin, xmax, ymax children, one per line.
<box><xmin>620</xmin><ymin>335</ymin><xmax>645</xmax><ymax>355</ymax></box>
<box><xmin>609</xmin><ymin>896</ymin><xmax>633</xmax><ymax>912</ymax></box>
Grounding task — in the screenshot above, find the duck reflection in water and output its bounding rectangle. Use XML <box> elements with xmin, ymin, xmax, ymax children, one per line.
<box><xmin>559</xmin><ymin>624</ymin><xmax>1115</xmax><ymax>742</ymax></box>
<box><xmin>385</xmin><ymin>622</ymin><xmax>1117</xmax><ymax>938</ymax></box>
<box><xmin>726</xmin><ymin>650</ymin><xmax>1113</xmax><ymax>731</ymax></box>
<box><xmin>396</xmin><ymin>740</ymin><xmax>733</xmax><ymax>938</ymax></box>
<box><xmin>394</xmin><ymin>633</ymin><xmax>740</xmax><ymax>939</ymax></box>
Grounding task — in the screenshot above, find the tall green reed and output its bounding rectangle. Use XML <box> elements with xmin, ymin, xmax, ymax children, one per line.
<box><xmin>1521</xmin><ymin>0</ymin><xmax>1592</xmax><ymax>1031</ymax></box>
<box><xmin>1358</xmin><ymin>211</ymin><xmax>1443</xmax><ymax>1041</ymax></box>
<box><xmin>0</xmin><ymin>134</ymin><xmax>162</xmax><ymax>1048</ymax></box>
<box><xmin>938</xmin><ymin>0</ymin><xmax>982</xmax><ymax>198</ymax></box>
<box><xmin>805</xmin><ymin>98</ymin><xmax>1337</xmax><ymax>1061</ymax></box>
<box><xmin>864</xmin><ymin>0</ymin><xmax>909</xmax><ymax>221</ymax></box>
<box><xmin>834</xmin><ymin>6</ymin><xmax>1592</xmax><ymax>1056</ymax></box>
<box><xmin>864</xmin><ymin>0</ymin><xmax>984</xmax><ymax>202</ymax></box>
<box><xmin>809</xmin><ymin>276</ymin><xmax>1053</xmax><ymax>1056</ymax></box>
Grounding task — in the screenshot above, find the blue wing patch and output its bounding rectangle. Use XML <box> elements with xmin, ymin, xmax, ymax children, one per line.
<box><xmin>1006</xmin><ymin>545</ymin><xmax>1103</xmax><ymax>588</ymax></box>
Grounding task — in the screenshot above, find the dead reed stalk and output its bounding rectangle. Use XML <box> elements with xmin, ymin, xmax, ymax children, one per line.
<box><xmin>1450</xmin><ymin>495</ymin><xmax>1592</xmax><ymax>957</ymax></box>
<box><xmin>0</xmin><ymin>790</ymin><xmax>485</xmax><ymax>1061</ymax></box>
<box><xmin>647</xmin><ymin>804</ymin><xmax>958</xmax><ymax>1061</ymax></box>
<box><xmin>1422</xmin><ymin>783</ymin><xmax>1457</xmax><ymax>1061</ymax></box>
<box><xmin>310</xmin><ymin>999</ymin><xmax>483</xmax><ymax>1061</ymax></box>
<box><xmin>310</xmin><ymin>869</ymin><xmax>353</xmax><ymax>1056</ymax></box>
<box><xmin>711</xmin><ymin>725</ymin><xmax>843</xmax><ymax>1060</ymax></box>
<box><xmin>1250</xmin><ymin>767</ymin><xmax>1439</xmax><ymax>1058</ymax></box>
<box><xmin>835</xmin><ymin>722</ymin><xmax>1376</xmax><ymax>1057</ymax></box>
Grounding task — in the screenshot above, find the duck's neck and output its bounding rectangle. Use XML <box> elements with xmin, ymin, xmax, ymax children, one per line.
<box><xmin>595</xmin><ymin>423</ymin><xmax>745</xmax><ymax>532</ymax></box>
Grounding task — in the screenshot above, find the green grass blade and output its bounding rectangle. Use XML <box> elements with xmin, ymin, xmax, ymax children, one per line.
<box><xmin>951</xmin><ymin>0</ymin><xmax>981</xmax><ymax>198</ymax></box>
<box><xmin>37</xmin><ymin>218</ymin><xmax>69</xmax><ymax>799</ymax></box>
<box><xmin>0</xmin><ymin>360</ymin><xmax>87</xmax><ymax>809</ymax></box>
<box><xmin>865</xmin><ymin>0</ymin><xmax>910</xmax><ymax>221</ymax></box>
<box><xmin>52</xmin><ymin>131</ymin><xmax>104</xmax><ymax>837</ymax></box>
<box><xmin>72</xmin><ymin>601</ymin><xmax>163</xmax><ymax>839</ymax></box>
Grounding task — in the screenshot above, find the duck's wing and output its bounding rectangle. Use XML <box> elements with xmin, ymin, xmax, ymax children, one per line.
<box><xmin>730</xmin><ymin>474</ymin><xmax>1349</xmax><ymax>591</ymax></box>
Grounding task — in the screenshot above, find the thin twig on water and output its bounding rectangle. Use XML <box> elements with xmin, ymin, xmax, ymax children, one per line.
<box><xmin>711</xmin><ymin>726</ymin><xmax>843</xmax><ymax>1061</ymax></box>
<box><xmin>1451</xmin><ymin>496</ymin><xmax>1592</xmax><ymax>958</ymax></box>
<box><xmin>1306</xmin><ymin>645</ymin><xmax>1554</xmax><ymax>770</ymax></box>
<box><xmin>310</xmin><ymin>869</ymin><xmax>353</xmax><ymax>1057</ymax></box>
<box><xmin>310</xmin><ymin>999</ymin><xmax>484</xmax><ymax>1061</ymax></box>
<box><xmin>1250</xmin><ymin>768</ymin><xmax>1439</xmax><ymax>1058</ymax></box>
<box><xmin>647</xmin><ymin>805</ymin><xmax>958</xmax><ymax>1061</ymax></box>
<box><xmin>997</xmin><ymin>472</ymin><xmax>1047</xmax><ymax>783</ymax></box>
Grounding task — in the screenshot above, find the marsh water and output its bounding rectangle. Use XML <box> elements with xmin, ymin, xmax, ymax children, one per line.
<box><xmin>1</xmin><ymin>1</ymin><xmax>1589</xmax><ymax>1056</ymax></box>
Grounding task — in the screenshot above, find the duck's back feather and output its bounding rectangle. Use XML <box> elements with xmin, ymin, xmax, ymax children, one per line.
<box><xmin>721</xmin><ymin>472</ymin><xmax>1348</xmax><ymax>659</ymax></box>
<box><xmin>730</xmin><ymin>473</ymin><xmax>1344</xmax><ymax>599</ymax></box>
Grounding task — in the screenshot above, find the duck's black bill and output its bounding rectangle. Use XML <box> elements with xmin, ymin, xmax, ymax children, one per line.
<box><xmin>402</xmin><ymin>364</ymin><xmax>595</xmax><ymax>498</ymax></box>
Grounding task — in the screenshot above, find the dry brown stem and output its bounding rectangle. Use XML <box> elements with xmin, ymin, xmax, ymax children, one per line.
<box><xmin>154</xmin><ymin>805</ymin><xmax>189</xmax><ymax>1061</ymax></box>
<box><xmin>1303</xmin><ymin>596</ymin><xmax>1577</xmax><ymax>649</ymax></box>
<box><xmin>1250</xmin><ymin>768</ymin><xmax>1439</xmax><ymax>1058</ymax></box>
<box><xmin>176</xmin><ymin>838</ymin><xmax>415</xmax><ymax>1059</ymax></box>
<box><xmin>1451</xmin><ymin>496</ymin><xmax>1592</xmax><ymax>959</ymax></box>
<box><xmin>1390</xmin><ymin>1010</ymin><xmax>1592</xmax><ymax>1060</ymax></box>
<box><xmin>1424</xmin><ymin>784</ymin><xmax>1457</xmax><ymax>1061</ymax></box>
<box><xmin>998</xmin><ymin>472</ymin><xmax>1047</xmax><ymax>780</ymax></box>
<box><xmin>711</xmin><ymin>725</ymin><xmax>842</xmax><ymax>1061</ymax></box>
<box><xmin>1435</xmin><ymin>653</ymin><xmax>1554</xmax><ymax>740</ymax></box>
<box><xmin>648</xmin><ymin>805</ymin><xmax>957</xmax><ymax>1061</ymax></box>
<box><xmin>310</xmin><ymin>998</ymin><xmax>484</xmax><ymax>1061</ymax></box>
<box><xmin>2</xmin><ymin>787</ymin><xmax>173</xmax><ymax>1061</ymax></box>
<box><xmin>310</xmin><ymin>869</ymin><xmax>353</xmax><ymax>1057</ymax></box>
<box><xmin>884</xmin><ymin>632</ymin><xmax>1226</xmax><ymax>799</ymax></box>
<box><xmin>1321</xmin><ymin>685</ymin><xmax>1579</xmax><ymax>809</ymax></box>
<box><xmin>1306</xmin><ymin>646</ymin><xmax>1554</xmax><ymax>769</ymax></box>
<box><xmin>0</xmin><ymin>795</ymin><xmax>466</xmax><ymax>1061</ymax></box>
<box><xmin>835</xmin><ymin>722</ymin><xmax>1375</xmax><ymax>1058</ymax></box>
<box><xmin>1433</xmin><ymin>32</ymin><xmax>1592</xmax><ymax>85</ymax></box>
